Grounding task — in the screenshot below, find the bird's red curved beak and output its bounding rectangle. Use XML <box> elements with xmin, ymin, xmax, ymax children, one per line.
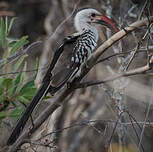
<box><xmin>92</xmin><ymin>14</ymin><xmax>119</xmax><ymax>32</ymax></box>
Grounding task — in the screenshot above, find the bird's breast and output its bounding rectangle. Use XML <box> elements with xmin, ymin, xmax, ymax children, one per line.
<box><xmin>71</xmin><ymin>30</ymin><xmax>97</xmax><ymax>65</ymax></box>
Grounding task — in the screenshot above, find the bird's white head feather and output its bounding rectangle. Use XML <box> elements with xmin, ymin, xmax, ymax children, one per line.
<box><xmin>74</xmin><ymin>8</ymin><xmax>100</xmax><ymax>32</ymax></box>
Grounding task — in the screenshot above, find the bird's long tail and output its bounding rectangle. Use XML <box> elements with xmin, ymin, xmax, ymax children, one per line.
<box><xmin>7</xmin><ymin>37</ymin><xmax>79</xmax><ymax>145</ymax></box>
<box><xmin>7</xmin><ymin>81</ymin><xmax>50</xmax><ymax>145</ymax></box>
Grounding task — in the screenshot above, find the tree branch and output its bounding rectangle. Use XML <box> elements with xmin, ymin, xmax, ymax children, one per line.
<box><xmin>74</xmin><ymin>65</ymin><xmax>150</xmax><ymax>89</ymax></box>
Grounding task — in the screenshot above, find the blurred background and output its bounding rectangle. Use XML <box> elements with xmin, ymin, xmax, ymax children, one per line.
<box><xmin>0</xmin><ymin>0</ymin><xmax>153</xmax><ymax>152</ymax></box>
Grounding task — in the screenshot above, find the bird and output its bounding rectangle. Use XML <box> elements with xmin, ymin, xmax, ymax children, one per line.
<box><xmin>7</xmin><ymin>8</ymin><xmax>118</xmax><ymax>145</ymax></box>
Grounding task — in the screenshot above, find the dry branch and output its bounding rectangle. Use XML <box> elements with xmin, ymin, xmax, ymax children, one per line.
<box><xmin>74</xmin><ymin>65</ymin><xmax>150</xmax><ymax>89</ymax></box>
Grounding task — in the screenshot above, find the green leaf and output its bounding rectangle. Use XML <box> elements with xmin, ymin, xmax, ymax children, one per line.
<box><xmin>0</xmin><ymin>111</ymin><xmax>6</xmax><ymax>125</ymax></box>
<box><xmin>0</xmin><ymin>95</ymin><xmax>5</xmax><ymax>103</ymax></box>
<box><xmin>12</xmin><ymin>54</ymin><xmax>28</xmax><ymax>72</ymax></box>
<box><xmin>18</xmin><ymin>80</ymin><xmax>37</xmax><ymax>99</ymax></box>
<box><xmin>0</xmin><ymin>111</ymin><xmax>6</xmax><ymax>119</ymax></box>
<box><xmin>19</xmin><ymin>80</ymin><xmax>35</xmax><ymax>93</ymax></box>
<box><xmin>2</xmin><ymin>78</ymin><xmax>13</xmax><ymax>90</ymax></box>
<box><xmin>5</xmin><ymin>16</ymin><xmax>8</xmax><ymax>35</ymax></box>
<box><xmin>21</xmin><ymin>61</ymin><xmax>27</xmax><ymax>82</ymax></box>
<box><xmin>2</xmin><ymin>78</ymin><xmax>14</xmax><ymax>97</ymax></box>
<box><xmin>11</xmin><ymin>73</ymin><xmax>22</xmax><ymax>96</ymax></box>
<box><xmin>0</xmin><ymin>77</ymin><xmax>5</xmax><ymax>103</ymax></box>
<box><xmin>17</xmin><ymin>96</ymin><xmax>30</xmax><ymax>104</ymax></box>
<box><xmin>0</xmin><ymin>111</ymin><xmax>6</xmax><ymax>126</ymax></box>
<box><xmin>43</xmin><ymin>96</ymin><xmax>52</xmax><ymax>100</ymax></box>
<box><xmin>34</xmin><ymin>57</ymin><xmax>39</xmax><ymax>78</ymax></box>
<box><xmin>8</xmin><ymin>18</ymin><xmax>15</xmax><ymax>34</ymax></box>
<box><xmin>19</xmin><ymin>87</ymin><xmax>36</xmax><ymax>99</ymax></box>
<box><xmin>13</xmin><ymin>62</ymin><xmax>27</xmax><ymax>95</ymax></box>
<box><xmin>9</xmin><ymin>107</ymin><xmax>24</xmax><ymax>119</ymax></box>
<box><xmin>0</xmin><ymin>77</ymin><xmax>5</xmax><ymax>95</ymax></box>
<box><xmin>10</xmin><ymin>36</ymin><xmax>29</xmax><ymax>55</ymax></box>
<box><xmin>8</xmin><ymin>40</ymin><xmax>18</xmax><ymax>47</ymax></box>
<box><xmin>0</xmin><ymin>17</ymin><xmax>6</xmax><ymax>48</ymax></box>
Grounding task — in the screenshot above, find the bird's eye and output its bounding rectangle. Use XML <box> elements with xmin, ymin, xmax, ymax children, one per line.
<box><xmin>91</xmin><ymin>13</ymin><xmax>96</xmax><ymax>17</ymax></box>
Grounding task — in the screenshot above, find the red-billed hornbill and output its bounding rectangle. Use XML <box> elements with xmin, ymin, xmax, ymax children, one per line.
<box><xmin>7</xmin><ymin>8</ymin><xmax>118</xmax><ymax>145</ymax></box>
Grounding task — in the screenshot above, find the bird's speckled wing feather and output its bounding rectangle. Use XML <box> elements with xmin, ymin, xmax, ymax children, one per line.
<box><xmin>50</xmin><ymin>29</ymin><xmax>97</xmax><ymax>89</ymax></box>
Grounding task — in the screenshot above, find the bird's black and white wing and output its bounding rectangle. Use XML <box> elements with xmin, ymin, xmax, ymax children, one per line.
<box><xmin>50</xmin><ymin>29</ymin><xmax>97</xmax><ymax>94</ymax></box>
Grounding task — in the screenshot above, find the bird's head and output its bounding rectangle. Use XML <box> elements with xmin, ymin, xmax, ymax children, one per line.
<box><xmin>74</xmin><ymin>8</ymin><xmax>118</xmax><ymax>33</ymax></box>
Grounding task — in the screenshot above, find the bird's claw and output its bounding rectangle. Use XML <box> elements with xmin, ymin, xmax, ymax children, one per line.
<box><xmin>67</xmin><ymin>82</ymin><xmax>71</xmax><ymax>88</ymax></box>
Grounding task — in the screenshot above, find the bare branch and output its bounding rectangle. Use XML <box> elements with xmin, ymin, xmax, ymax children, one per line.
<box><xmin>96</xmin><ymin>49</ymin><xmax>146</xmax><ymax>65</ymax></box>
<box><xmin>74</xmin><ymin>65</ymin><xmax>150</xmax><ymax>89</ymax></box>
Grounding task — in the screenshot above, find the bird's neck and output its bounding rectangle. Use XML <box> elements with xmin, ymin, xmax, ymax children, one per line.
<box><xmin>82</xmin><ymin>25</ymin><xmax>99</xmax><ymax>42</ymax></box>
<box><xmin>75</xmin><ymin>18</ymin><xmax>99</xmax><ymax>41</ymax></box>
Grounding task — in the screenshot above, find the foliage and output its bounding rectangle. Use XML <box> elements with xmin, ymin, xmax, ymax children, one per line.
<box><xmin>0</xmin><ymin>17</ymin><xmax>37</xmax><ymax>126</ymax></box>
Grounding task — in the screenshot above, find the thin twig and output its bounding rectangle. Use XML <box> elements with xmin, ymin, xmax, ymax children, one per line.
<box><xmin>127</xmin><ymin>112</ymin><xmax>145</xmax><ymax>151</ymax></box>
<box><xmin>138</xmin><ymin>0</ymin><xmax>148</xmax><ymax>20</ymax></box>
<box><xmin>96</xmin><ymin>43</ymin><xmax>148</xmax><ymax>65</ymax></box>
<box><xmin>0</xmin><ymin>41</ymin><xmax>42</xmax><ymax>68</ymax></box>
<box><xmin>0</xmin><ymin>66</ymin><xmax>48</xmax><ymax>76</ymax></box>
<box><xmin>138</xmin><ymin>83</ymin><xmax>153</xmax><ymax>149</ymax></box>
<box><xmin>108</xmin><ymin>117</ymin><xmax>119</xmax><ymax>146</ymax></box>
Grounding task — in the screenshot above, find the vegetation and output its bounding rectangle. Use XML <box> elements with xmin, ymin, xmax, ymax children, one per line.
<box><xmin>0</xmin><ymin>17</ymin><xmax>37</xmax><ymax>125</ymax></box>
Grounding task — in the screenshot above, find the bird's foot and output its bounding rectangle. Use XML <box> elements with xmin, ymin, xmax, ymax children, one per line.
<box><xmin>67</xmin><ymin>82</ymin><xmax>71</xmax><ymax>88</ymax></box>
